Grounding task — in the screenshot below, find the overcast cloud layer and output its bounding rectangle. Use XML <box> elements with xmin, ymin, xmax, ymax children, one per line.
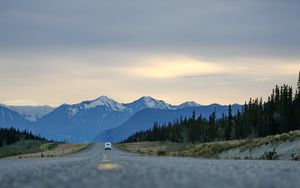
<box><xmin>0</xmin><ymin>0</ymin><xmax>299</xmax><ymax>106</ymax></box>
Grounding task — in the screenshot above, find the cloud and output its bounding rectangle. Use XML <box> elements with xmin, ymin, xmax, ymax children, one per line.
<box><xmin>0</xmin><ymin>0</ymin><xmax>300</xmax><ymax>58</ymax></box>
<box><xmin>0</xmin><ymin>1</ymin><xmax>299</xmax><ymax>106</ymax></box>
<box><xmin>124</xmin><ymin>56</ymin><xmax>227</xmax><ymax>78</ymax></box>
<box><xmin>177</xmin><ymin>73</ymin><xmax>227</xmax><ymax>79</ymax></box>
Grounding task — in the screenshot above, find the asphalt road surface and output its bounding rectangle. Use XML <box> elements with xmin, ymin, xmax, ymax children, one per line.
<box><xmin>0</xmin><ymin>144</ymin><xmax>300</xmax><ymax>188</ymax></box>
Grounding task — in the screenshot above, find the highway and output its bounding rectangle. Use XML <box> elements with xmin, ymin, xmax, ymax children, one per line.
<box><xmin>0</xmin><ymin>144</ymin><xmax>300</xmax><ymax>188</ymax></box>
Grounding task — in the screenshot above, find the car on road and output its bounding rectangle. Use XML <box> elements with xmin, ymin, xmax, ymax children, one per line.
<box><xmin>105</xmin><ymin>142</ymin><xmax>112</xmax><ymax>150</ymax></box>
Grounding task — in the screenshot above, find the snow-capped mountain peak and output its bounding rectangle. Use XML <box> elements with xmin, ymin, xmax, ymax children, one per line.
<box><xmin>82</xmin><ymin>96</ymin><xmax>127</xmax><ymax>111</ymax></box>
<box><xmin>140</xmin><ymin>96</ymin><xmax>172</xmax><ymax>108</ymax></box>
<box><xmin>125</xmin><ymin>96</ymin><xmax>174</xmax><ymax>112</ymax></box>
<box><xmin>67</xmin><ymin>106</ymin><xmax>78</xmax><ymax>116</ymax></box>
<box><xmin>177</xmin><ymin>101</ymin><xmax>201</xmax><ymax>109</ymax></box>
<box><xmin>59</xmin><ymin>96</ymin><xmax>129</xmax><ymax>117</ymax></box>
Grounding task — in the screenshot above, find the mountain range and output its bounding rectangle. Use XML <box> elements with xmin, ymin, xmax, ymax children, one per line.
<box><xmin>2</xmin><ymin>105</ymin><xmax>54</xmax><ymax>122</ymax></box>
<box><xmin>0</xmin><ymin>96</ymin><xmax>242</xmax><ymax>143</ymax></box>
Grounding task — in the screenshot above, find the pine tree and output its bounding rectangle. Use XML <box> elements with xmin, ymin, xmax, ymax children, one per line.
<box><xmin>225</xmin><ymin>104</ymin><xmax>233</xmax><ymax>140</ymax></box>
<box><xmin>295</xmin><ymin>71</ymin><xmax>300</xmax><ymax>129</ymax></box>
<box><xmin>208</xmin><ymin>110</ymin><xmax>217</xmax><ymax>141</ymax></box>
<box><xmin>123</xmin><ymin>72</ymin><xmax>300</xmax><ymax>144</ymax></box>
<box><xmin>297</xmin><ymin>71</ymin><xmax>300</xmax><ymax>92</ymax></box>
<box><xmin>192</xmin><ymin>110</ymin><xmax>196</xmax><ymax>121</ymax></box>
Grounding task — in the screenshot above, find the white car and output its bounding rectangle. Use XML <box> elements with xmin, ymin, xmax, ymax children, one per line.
<box><xmin>104</xmin><ymin>142</ymin><xmax>112</xmax><ymax>150</ymax></box>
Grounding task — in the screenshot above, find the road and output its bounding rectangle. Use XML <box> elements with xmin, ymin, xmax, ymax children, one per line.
<box><xmin>0</xmin><ymin>144</ymin><xmax>300</xmax><ymax>188</ymax></box>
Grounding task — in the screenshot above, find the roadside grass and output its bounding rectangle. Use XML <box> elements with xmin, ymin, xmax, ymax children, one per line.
<box><xmin>117</xmin><ymin>140</ymin><xmax>247</xmax><ymax>159</ymax></box>
<box><xmin>182</xmin><ymin>140</ymin><xmax>247</xmax><ymax>159</ymax></box>
<box><xmin>39</xmin><ymin>142</ymin><xmax>60</xmax><ymax>151</ymax></box>
<box><xmin>240</xmin><ymin>130</ymin><xmax>300</xmax><ymax>150</ymax></box>
<box><xmin>117</xmin><ymin>141</ymin><xmax>188</xmax><ymax>156</ymax></box>
<box><xmin>117</xmin><ymin>130</ymin><xmax>300</xmax><ymax>159</ymax></box>
<box><xmin>0</xmin><ymin>139</ymin><xmax>90</xmax><ymax>159</ymax></box>
<box><xmin>0</xmin><ymin>139</ymin><xmax>53</xmax><ymax>158</ymax></box>
<box><xmin>9</xmin><ymin>143</ymin><xmax>90</xmax><ymax>159</ymax></box>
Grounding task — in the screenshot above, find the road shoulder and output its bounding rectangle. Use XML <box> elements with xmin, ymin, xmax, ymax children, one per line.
<box><xmin>7</xmin><ymin>143</ymin><xmax>90</xmax><ymax>159</ymax></box>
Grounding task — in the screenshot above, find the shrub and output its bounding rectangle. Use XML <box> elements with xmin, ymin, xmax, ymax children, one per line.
<box><xmin>291</xmin><ymin>153</ymin><xmax>300</xmax><ymax>161</ymax></box>
<box><xmin>244</xmin><ymin>156</ymin><xmax>253</xmax><ymax>160</ymax></box>
<box><xmin>260</xmin><ymin>148</ymin><xmax>279</xmax><ymax>160</ymax></box>
<box><xmin>157</xmin><ymin>150</ymin><xmax>166</xmax><ymax>156</ymax></box>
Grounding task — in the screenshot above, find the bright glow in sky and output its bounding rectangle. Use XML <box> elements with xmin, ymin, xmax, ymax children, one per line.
<box><xmin>127</xmin><ymin>56</ymin><xmax>226</xmax><ymax>78</ymax></box>
<box><xmin>0</xmin><ymin>0</ymin><xmax>299</xmax><ymax>106</ymax></box>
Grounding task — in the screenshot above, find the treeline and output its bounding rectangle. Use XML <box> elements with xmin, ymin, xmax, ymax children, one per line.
<box><xmin>0</xmin><ymin>127</ymin><xmax>46</xmax><ymax>147</ymax></box>
<box><xmin>124</xmin><ymin>72</ymin><xmax>300</xmax><ymax>143</ymax></box>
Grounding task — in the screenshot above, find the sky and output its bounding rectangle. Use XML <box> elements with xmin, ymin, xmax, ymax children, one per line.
<box><xmin>0</xmin><ymin>0</ymin><xmax>299</xmax><ymax>106</ymax></box>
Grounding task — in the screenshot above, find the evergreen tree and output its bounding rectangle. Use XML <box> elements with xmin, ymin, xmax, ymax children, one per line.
<box><xmin>192</xmin><ymin>110</ymin><xmax>196</xmax><ymax>121</ymax></box>
<box><xmin>298</xmin><ymin>71</ymin><xmax>300</xmax><ymax>92</ymax></box>
<box><xmin>123</xmin><ymin>72</ymin><xmax>300</xmax><ymax>144</ymax></box>
<box><xmin>207</xmin><ymin>110</ymin><xmax>217</xmax><ymax>141</ymax></box>
<box><xmin>225</xmin><ymin>104</ymin><xmax>233</xmax><ymax>140</ymax></box>
<box><xmin>295</xmin><ymin>71</ymin><xmax>300</xmax><ymax>129</ymax></box>
<box><xmin>0</xmin><ymin>127</ymin><xmax>47</xmax><ymax>147</ymax></box>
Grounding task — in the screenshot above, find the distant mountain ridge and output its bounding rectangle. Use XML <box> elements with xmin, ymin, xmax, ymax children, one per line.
<box><xmin>0</xmin><ymin>96</ymin><xmax>242</xmax><ymax>143</ymax></box>
<box><xmin>0</xmin><ymin>106</ymin><xmax>33</xmax><ymax>130</ymax></box>
<box><xmin>176</xmin><ymin>101</ymin><xmax>201</xmax><ymax>109</ymax></box>
<box><xmin>36</xmin><ymin>97</ymin><xmax>133</xmax><ymax>142</ymax></box>
<box><xmin>0</xmin><ymin>104</ymin><xmax>54</xmax><ymax>122</ymax></box>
